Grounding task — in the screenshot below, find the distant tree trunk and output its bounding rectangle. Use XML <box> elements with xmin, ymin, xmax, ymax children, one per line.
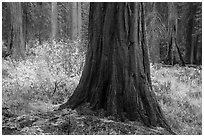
<box><xmin>22</xmin><ymin>2</ymin><xmax>28</xmax><ymax>52</ymax></box>
<box><xmin>60</xmin><ymin>2</ymin><xmax>174</xmax><ymax>134</ymax></box>
<box><xmin>191</xmin><ymin>34</ymin><xmax>200</xmax><ymax>65</ymax></box>
<box><xmin>7</xmin><ymin>25</ymin><xmax>13</xmax><ymax>55</ymax></box>
<box><xmin>66</xmin><ymin>3</ymin><xmax>71</xmax><ymax>39</ymax></box>
<box><xmin>166</xmin><ymin>2</ymin><xmax>185</xmax><ymax>66</ymax></box>
<box><xmin>77</xmin><ymin>2</ymin><xmax>82</xmax><ymax>39</ymax></box>
<box><xmin>195</xmin><ymin>34</ymin><xmax>202</xmax><ymax>65</ymax></box>
<box><xmin>71</xmin><ymin>2</ymin><xmax>81</xmax><ymax>40</ymax></box>
<box><xmin>71</xmin><ymin>2</ymin><xmax>77</xmax><ymax>40</ymax></box>
<box><xmin>151</xmin><ymin>3</ymin><xmax>160</xmax><ymax>64</ymax></box>
<box><xmin>167</xmin><ymin>2</ymin><xmax>176</xmax><ymax>65</ymax></box>
<box><xmin>190</xmin><ymin>35</ymin><xmax>196</xmax><ymax>64</ymax></box>
<box><xmin>185</xmin><ymin>3</ymin><xmax>197</xmax><ymax>64</ymax></box>
<box><xmin>38</xmin><ymin>2</ymin><xmax>43</xmax><ymax>45</ymax></box>
<box><xmin>51</xmin><ymin>2</ymin><xmax>58</xmax><ymax>41</ymax></box>
<box><xmin>194</xmin><ymin>3</ymin><xmax>202</xmax><ymax>65</ymax></box>
<box><xmin>9</xmin><ymin>2</ymin><xmax>25</xmax><ymax>60</ymax></box>
<box><xmin>185</xmin><ymin>16</ymin><xmax>193</xmax><ymax>64</ymax></box>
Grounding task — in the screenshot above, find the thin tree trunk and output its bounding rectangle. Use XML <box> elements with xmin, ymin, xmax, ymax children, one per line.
<box><xmin>166</xmin><ymin>2</ymin><xmax>185</xmax><ymax>66</ymax></box>
<box><xmin>185</xmin><ymin>19</ymin><xmax>193</xmax><ymax>64</ymax></box>
<box><xmin>194</xmin><ymin>35</ymin><xmax>198</xmax><ymax>64</ymax></box>
<box><xmin>185</xmin><ymin>3</ymin><xmax>197</xmax><ymax>64</ymax></box>
<box><xmin>167</xmin><ymin>2</ymin><xmax>176</xmax><ymax>65</ymax></box>
<box><xmin>7</xmin><ymin>24</ymin><xmax>13</xmax><ymax>55</ymax></box>
<box><xmin>51</xmin><ymin>2</ymin><xmax>58</xmax><ymax>41</ymax></box>
<box><xmin>71</xmin><ymin>2</ymin><xmax>77</xmax><ymax>40</ymax></box>
<box><xmin>191</xmin><ymin>34</ymin><xmax>199</xmax><ymax>64</ymax></box>
<box><xmin>22</xmin><ymin>2</ymin><xmax>28</xmax><ymax>52</ymax></box>
<box><xmin>66</xmin><ymin>3</ymin><xmax>71</xmax><ymax>39</ymax></box>
<box><xmin>71</xmin><ymin>2</ymin><xmax>81</xmax><ymax>40</ymax></box>
<box><xmin>77</xmin><ymin>2</ymin><xmax>82</xmax><ymax>39</ymax></box>
<box><xmin>190</xmin><ymin>35</ymin><xmax>195</xmax><ymax>64</ymax></box>
<box><xmin>60</xmin><ymin>2</ymin><xmax>175</xmax><ymax>134</ymax></box>
<box><xmin>38</xmin><ymin>3</ymin><xmax>43</xmax><ymax>45</ymax></box>
<box><xmin>151</xmin><ymin>3</ymin><xmax>160</xmax><ymax>64</ymax></box>
<box><xmin>195</xmin><ymin>34</ymin><xmax>201</xmax><ymax>65</ymax></box>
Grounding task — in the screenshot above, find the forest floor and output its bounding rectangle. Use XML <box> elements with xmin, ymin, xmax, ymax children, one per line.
<box><xmin>2</xmin><ymin>48</ymin><xmax>202</xmax><ymax>135</ymax></box>
<box><xmin>3</xmin><ymin>103</ymin><xmax>172</xmax><ymax>135</ymax></box>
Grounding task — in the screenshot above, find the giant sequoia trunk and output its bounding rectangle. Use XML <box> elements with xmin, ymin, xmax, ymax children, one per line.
<box><xmin>60</xmin><ymin>2</ymin><xmax>174</xmax><ymax>134</ymax></box>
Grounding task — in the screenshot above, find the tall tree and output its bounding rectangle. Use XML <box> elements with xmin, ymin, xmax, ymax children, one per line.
<box><xmin>166</xmin><ymin>2</ymin><xmax>185</xmax><ymax>66</ymax></box>
<box><xmin>167</xmin><ymin>2</ymin><xmax>177</xmax><ymax>65</ymax></box>
<box><xmin>2</xmin><ymin>2</ymin><xmax>12</xmax><ymax>54</ymax></box>
<box><xmin>59</xmin><ymin>2</ymin><xmax>174</xmax><ymax>134</ymax></box>
<box><xmin>22</xmin><ymin>2</ymin><xmax>28</xmax><ymax>51</ymax></box>
<box><xmin>71</xmin><ymin>2</ymin><xmax>82</xmax><ymax>40</ymax></box>
<box><xmin>37</xmin><ymin>2</ymin><xmax>43</xmax><ymax>45</ymax></box>
<box><xmin>150</xmin><ymin>3</ymin><xmax>160</xmax><ymax>64</ymax></box>
<box><xmin>193</xmin><ymin>3</ymin><xmax>202</xmax><ymax>65</ymax></box>
<box><xmin>146</xmin><ymin>2</ymin><xmax>166</xmax><ymax>64</ymax></box>
<box><xmin>184</xmin><ymin>3</ymin><xmax>202</xmax><ymax>65</ymax></box>
<box><xmin>9</xmin><ymin>2</ymin><xmax>25</xmax><ymax>60</ymax></box>
<box><xmin>51</xmin><ymin>2</ymin><xmax>58</xmax><ymax>41</ymax></box>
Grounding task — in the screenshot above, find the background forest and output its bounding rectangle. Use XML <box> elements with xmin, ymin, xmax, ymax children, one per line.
<box><xmin>2</xmin><ymin>2</ymin><xmax>202</xmax><ymax>135</ymax></box>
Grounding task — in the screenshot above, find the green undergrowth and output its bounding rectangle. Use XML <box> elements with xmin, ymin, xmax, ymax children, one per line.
<box><xmin>2</xmin><ymin>41</ymin><xmax>202</xmax><ymax>135</ymax></box>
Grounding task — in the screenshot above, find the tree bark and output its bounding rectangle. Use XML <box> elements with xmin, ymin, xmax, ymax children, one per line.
<box><xmin>195</xmin><ymin>34</ymin><xmax>202</xmax><ymax>65</ymax></box>
<box><xmin>51</xmin><ymin>2</ymin><xmax>58</xmax><ymax>41</ymax></box>
<box><xmin>9</xmin><ymin>2</ymin><xmax>25</xmax><ymax>60</ymax></box>
<box><xmin>185</xmin><ymin>3</ymin><xmax>197</xmax><ymax>64</ymax></box>
<box><xmin>76</xmin><ymin>2</ymin><xmax>82</xmax><ymax>39</ymax></box>
<box><xmin>38</xmin><ymin>3</ymin><xmax>43</xmax><ymax>45</ymax></box>
<box><xmin>166</xmin><ymin>2</ymin><xmax>185</xmax><ymax>66</ymax></box>
<box><xmin>150</xmin><ymin>3</ymin><xmax>160</xmax><ymax>64</ymax></box>
<box><xmin>167</xmin><ymin>2</ymin><xmax>176</xmax><ymax>65</ymax></box>
<box><xmin>71</xmin><ymin>2</ymin><xmax>81</xmax><ymax>40</ymax></box>
<box><xmin>22</xmin><ymin>3</ymin><xmax>28</xmax><ymax>51</ymax></box>
<box><xmin>60</xmin><ymin>2</ymin><xmax>174</xmax><ymax>134</ymax></box>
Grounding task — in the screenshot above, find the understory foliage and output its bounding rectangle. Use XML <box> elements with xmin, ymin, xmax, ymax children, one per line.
<box><xmin>2</xmin><ymin>42</ymin><xmax>202</xmax><ymax>135</ymax></box>
<box><xmin>2</xmin><ymin>40</ymin><xmax>85</xmax><ymax>115</ymax></box>
<box><xmin>151</xmin><ymin>64</ymin><xmax>202</xmax><ymax>135</ymax></box>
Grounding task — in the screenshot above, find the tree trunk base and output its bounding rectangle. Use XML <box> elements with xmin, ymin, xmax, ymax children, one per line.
<box><xmin>59</xmin><ymin>2</ymin><xmax>175</xmax><ymax>135</ymax></box>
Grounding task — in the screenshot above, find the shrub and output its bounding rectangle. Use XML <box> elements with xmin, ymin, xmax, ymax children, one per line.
<box><xmin>2</xmin><ymin>40</ymin><xmax>86</xmax><ymax>115</ymax></box>
<box><xmin>151</xmin><ymin>64</ymin><xmax>202</xmax><ymax>135</ymax></box>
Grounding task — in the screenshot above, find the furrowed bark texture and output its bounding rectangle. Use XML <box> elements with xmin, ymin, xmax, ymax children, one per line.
<box><xmin>60</xmin><ymin>2</ymin><xmax>174</xmax><ymax>134</ymax></box>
